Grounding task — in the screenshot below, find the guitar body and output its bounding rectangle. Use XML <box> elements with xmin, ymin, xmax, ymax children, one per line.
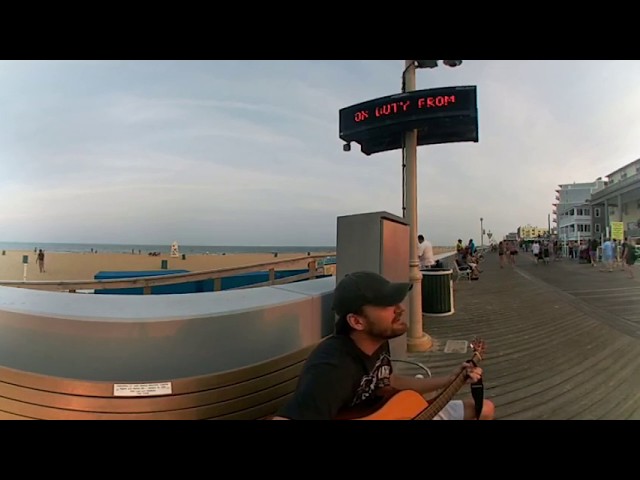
<box><xmin>337</xmin><ymin>390</ymin><xmax>429</xmax><ymax>420</ymax></box>
<box><xmin>336</xmin><ymin>338</ymin><xmax>486</xmax><ymax>421</ymax></box>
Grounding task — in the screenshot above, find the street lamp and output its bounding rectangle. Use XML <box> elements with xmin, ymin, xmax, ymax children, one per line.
<box><xmin>402</xmin><ymin>59</ymin><xmax>462</xmax><ymax>353</ymax></box>
<box><xmin>480</xmin><ymin>217</ymin><xmax>484</xmax><ymax>248</ymax></box>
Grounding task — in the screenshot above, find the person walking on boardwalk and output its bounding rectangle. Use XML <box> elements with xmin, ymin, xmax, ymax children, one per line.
<box><xmin>589</xmin><ymin>238</ymin><xmax>598</xmax><ymax>267</ymax></box>
<box><xmin>601</xmin><ymin>238</ymin><xmax>614</xmax><ymax>272</ymax></box>
<box><xmin>621</xmin><ymin>237</ymin><xmax>637</xmax><ymax>279</ymax></box>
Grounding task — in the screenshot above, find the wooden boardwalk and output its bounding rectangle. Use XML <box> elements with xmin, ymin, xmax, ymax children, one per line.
<box><xmin>397</xmin><ymin>251</ymin><xmax>640</xmax><ymax>420</ymax></box>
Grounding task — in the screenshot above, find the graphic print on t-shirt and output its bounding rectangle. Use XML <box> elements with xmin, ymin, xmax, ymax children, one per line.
<box><xmin>351</xmin><ymin>352</ymin><xmax>392</xmax><ymax>407</ymax></box>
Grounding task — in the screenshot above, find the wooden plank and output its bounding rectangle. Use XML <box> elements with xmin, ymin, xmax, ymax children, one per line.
<box><xmin>405</xmin><ymin>252</ymin><xmax>640</xmax><ymax>420</ymax></box>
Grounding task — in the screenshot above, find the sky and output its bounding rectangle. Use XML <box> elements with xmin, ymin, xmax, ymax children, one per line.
<box><xmin>1</xmin><ymin>60</ymin><xmax>640</xmax><ymax>247</ymax></box>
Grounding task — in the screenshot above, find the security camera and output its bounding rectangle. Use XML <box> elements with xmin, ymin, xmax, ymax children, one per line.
<box><xmin>415</xmin><ymin>60</ymin><xmax>439</xmax><ymax>69</ymax></box>
<box><xmin>443</xmin><ymin>60</ymin><xmax>463</xmax><ymax>67</ymax></box>
<box><xmin>343</xmin><ymin>142</ymin><xmax>351</xmax><ymax>152</ymax></box>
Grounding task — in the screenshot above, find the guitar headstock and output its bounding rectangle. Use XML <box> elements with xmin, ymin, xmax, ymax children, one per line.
<box><xmin>469</xmin><ymin>337</ymin><xmax>486</xmax><ymax>361</ymax></box>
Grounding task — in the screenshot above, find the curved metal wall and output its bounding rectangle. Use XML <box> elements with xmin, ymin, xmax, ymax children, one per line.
<box><xmin>0</xmin><ymin>277</ymin><xmax>336</xmax><ymax>419</ymax></box>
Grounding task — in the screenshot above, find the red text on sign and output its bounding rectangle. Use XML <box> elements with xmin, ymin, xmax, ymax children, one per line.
<box><xmin>418</xmin><ymin>95</ymin><xmax>456</xmax><ymax>108</ymax></box>
<box><xmin>375</xmin><ymin>100</ymin><xmax>411</xmax><ymax>117</ymax></box>
<box><xmin>354</xmin><ymin>110</ymin><xmax>369</xmax><ymax>122</ymax></box>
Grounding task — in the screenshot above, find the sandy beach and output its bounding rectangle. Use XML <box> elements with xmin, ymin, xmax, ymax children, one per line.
<box><xmin>0</xmin><ymin>250</ymin><xmax>336</xmax><ymax>282</ymax></box>
<box><xmin>0</xmin><ymin>247</ymin><xmax>454</xmax><ymax>282</ymax></box>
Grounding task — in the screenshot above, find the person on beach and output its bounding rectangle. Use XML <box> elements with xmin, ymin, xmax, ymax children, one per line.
<box><xmin>36</xmin><ymin>249</ymin><xmax>45</xmax><ymax>273</ymax></box>
<box><xmin>270</xmin><ymin>271</ymin><xmax>495</xmax><ymax>421</ymax></box>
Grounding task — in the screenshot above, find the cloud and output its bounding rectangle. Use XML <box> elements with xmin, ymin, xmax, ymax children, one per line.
<box><xmin>1</xmin><ymin>60</ymin><xmax>640</xmax><ymax>246</ymax></box>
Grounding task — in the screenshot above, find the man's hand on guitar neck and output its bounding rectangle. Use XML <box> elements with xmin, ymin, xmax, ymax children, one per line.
<box><xmin>461</xmin><ymin>362</ymin><xmax>483</xmax><ymax>384</ymax></box>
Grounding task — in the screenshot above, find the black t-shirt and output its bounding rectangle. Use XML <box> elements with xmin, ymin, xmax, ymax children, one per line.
<box><xmin>275</xmin><ymin>335</ymin><xmax>393</xmax><ymax>420</ymax></box>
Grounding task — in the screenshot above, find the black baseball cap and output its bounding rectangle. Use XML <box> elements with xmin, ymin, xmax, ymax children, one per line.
<box><xmin>332</xmin><ymin>271</ymin><xmax>412</xmax><ymax>334</ymax></box>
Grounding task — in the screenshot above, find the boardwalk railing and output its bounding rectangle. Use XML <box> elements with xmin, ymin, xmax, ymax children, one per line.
<box><xmin>0</xmin><ymin>253</ymin><xmax>336</xmax><ymax>294</ymax></box>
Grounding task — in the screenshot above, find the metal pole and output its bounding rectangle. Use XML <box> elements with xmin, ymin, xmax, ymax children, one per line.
<box><xmin>401</xmin><ymin>139</ymin><xmax>407</xmax><ymax>219</ymax></box>
<box><xmin>403</xmin><ymin>60</ymin><xmax>431</xmax><ymax>353</ymax></box>
<box><xmin>480</xmin><ymin>217</ymin><xmax>484</xmax><ymax>248</ymax></box>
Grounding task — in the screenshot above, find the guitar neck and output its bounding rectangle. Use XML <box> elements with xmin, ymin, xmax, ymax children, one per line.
<box><xmin>414</xmin><ymin>352</ymin><xmax>481</xmax><ymax>420</ymax></box>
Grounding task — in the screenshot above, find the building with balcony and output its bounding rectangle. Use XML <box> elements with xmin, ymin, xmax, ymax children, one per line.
<box><xmin>517</xmin><ymin>224</ymin><xmax>549</xmax><ymax>240</ymax></box>
<box><xmin>553</xmin><ymin>180</ymin><xmax>607</xmax><ymax>242</ymax></box>
<box><xmin>589</xmin><ymin>158</ymin><xmax>640</xmax><ymax>240</ymax></box>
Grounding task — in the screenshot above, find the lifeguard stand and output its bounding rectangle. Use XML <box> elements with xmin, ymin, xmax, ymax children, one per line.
<box><xmin>170</xmin><ymin>242</ymin><xmax>180</xmax><ymax>258</ymax></box>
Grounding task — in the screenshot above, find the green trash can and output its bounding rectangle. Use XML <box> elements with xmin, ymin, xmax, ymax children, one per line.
<box><xmin>421</xmin><ymin>268</ymin><xmax>454</xmax><ymax>316</ymax></box>
<box><xmin>161</xmin><ymin>259</ymin><xmax>168</xmax><ymax>270</ymax></box>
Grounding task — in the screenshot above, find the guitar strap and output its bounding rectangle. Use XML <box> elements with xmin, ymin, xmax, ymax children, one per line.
<box><xmin>469</xmin><ymin>359</ymin><xmax>484</xmax><ymax>420</ymax></box>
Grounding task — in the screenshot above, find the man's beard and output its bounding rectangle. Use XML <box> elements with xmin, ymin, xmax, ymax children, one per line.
<box><xmin>365</xmin><ymin>316</ymin><xmax>408</xmax><ymax>339</ymax></box>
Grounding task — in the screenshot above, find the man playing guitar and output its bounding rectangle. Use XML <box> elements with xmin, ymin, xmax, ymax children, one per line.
<box><xmin>271</xmin><ymin>271</ymin><xmax>495</xmax><ymax>421</ymax></box>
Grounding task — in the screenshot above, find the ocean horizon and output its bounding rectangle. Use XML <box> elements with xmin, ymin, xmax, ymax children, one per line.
<box><xmin>0</xmin><ymin>241</ymin><xmax>337</xmax><ymax>255</ymax></box>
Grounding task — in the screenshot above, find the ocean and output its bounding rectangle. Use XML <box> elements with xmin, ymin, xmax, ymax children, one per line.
<box><xmin>0</xmin><ymin>242</ymin><xmax>336</xmax><ymax>255</ymax></box>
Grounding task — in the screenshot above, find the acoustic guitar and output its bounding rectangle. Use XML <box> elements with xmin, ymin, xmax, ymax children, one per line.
<box><xmin>335</xmin><ymin>337</ymin><xmax>486</xmax><ymax>420</ymax></box>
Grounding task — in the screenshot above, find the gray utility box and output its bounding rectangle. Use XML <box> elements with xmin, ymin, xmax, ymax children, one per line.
<box><xmin>335</xmin><ymin>211</ymin><xmax>409</xmax><ymax>359</ymax></box>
